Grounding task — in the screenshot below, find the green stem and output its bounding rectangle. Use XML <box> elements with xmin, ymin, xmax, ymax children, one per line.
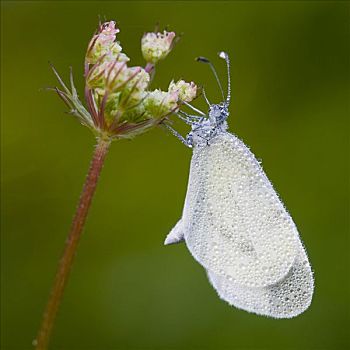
<box><xmin>35</xmin><ymin>137</ymin><xmax>111</xmax><ymax>350</ymax></box>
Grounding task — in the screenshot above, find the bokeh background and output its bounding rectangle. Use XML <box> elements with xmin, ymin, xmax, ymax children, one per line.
<box><xmin>1</xmin><ymin>1</ymin><xmax>349</xmax><ymax>349</ymax></box>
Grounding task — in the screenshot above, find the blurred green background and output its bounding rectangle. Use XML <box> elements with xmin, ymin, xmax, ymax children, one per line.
<box><xmin>1</xmin><ymin>1</ymin><xmax>349</xmax><ymax>349</ymax></box>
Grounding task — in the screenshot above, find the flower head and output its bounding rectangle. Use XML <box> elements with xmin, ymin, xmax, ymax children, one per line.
<box><xmin>168</xmin><ymin>80</ymin><xmax>198</xmax><ymax>102</ymax></box>
<box><xmin>141</xmin><ymin>31</ymin><xmax>176</xmax><ymax>64</ymax></box>
<box><xmin>51</xmin><ymin>21</ymin><xmax>198</xmax><ymax>140</ymax></box>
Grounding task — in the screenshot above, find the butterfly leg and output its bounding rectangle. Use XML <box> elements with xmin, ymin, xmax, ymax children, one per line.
<box><xmin>177</xmin><ymin>110</ymin><xmax>205</xmax><ymax>124</ymax></box>
<box><xmin>176</xmin><ymin>113</ymin><xmax>202</xmax><ymax>126</ymax></box>
<box><xmin>182</xmin><ymin>101</ymin><xmax>206</xmax><ymax>116</ymax></box>
<box><xmin>178</xmin><ymin>110</ymin><xmax>203</xmax><ymax>120</ymax></box>
<box><xmin>176</xmin><ymin>113</ymin><xmax>194</xmax><ymax>125</ymax></box>
<box><xmin>162</xmin><ymin>122</ymin><xmax>193</xmax><ymax>148</ymax></box>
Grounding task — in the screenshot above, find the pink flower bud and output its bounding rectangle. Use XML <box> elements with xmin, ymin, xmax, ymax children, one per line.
<box><xmin>86</xmin><ymin>21</ymin><xmax>128</xmax><ymax>64</ymax></box>
<box><xmin>98</xmin><ymin>21</ymin><xmax>119</xmax><ymax>44</ymax></box>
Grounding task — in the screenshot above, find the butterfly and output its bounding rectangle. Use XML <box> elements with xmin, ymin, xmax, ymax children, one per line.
<box><xmin>162</xmin><ymin>52</ymin><xmax>314</xmax><ymax>318</ymax></box>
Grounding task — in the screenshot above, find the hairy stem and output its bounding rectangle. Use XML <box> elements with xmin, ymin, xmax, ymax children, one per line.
<box><xmin>35</xmin><ymin>138</ymin><xmax>111</xmax><ymax>350</ymax></box>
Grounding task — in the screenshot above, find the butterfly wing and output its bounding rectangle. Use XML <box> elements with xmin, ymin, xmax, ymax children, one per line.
<box><xmin>207</xmin><ymin>239</ymin><xmax>313</xmax><ymax>318</ymax></box>
<box><xmin>182</xmin><ymin>132</ymin><xmax>300</xmax><ymax>287</ymax></box>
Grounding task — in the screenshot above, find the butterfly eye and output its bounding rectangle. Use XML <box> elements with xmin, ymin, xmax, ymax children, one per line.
<box><xmin>212</xmin><ymin>107</ymin><xmax>219</xmax><ymax>116</ymax></box>
<box><xmin>208</xmin><ymin>105</ymin><xmax>221</xmax><ymax>121</ymax></box>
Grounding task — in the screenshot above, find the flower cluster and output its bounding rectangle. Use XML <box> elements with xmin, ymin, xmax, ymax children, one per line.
<box><xmin>51</xmin><ymin>21</ymin><xmax>198</xmax><ymax>140</ymax></box>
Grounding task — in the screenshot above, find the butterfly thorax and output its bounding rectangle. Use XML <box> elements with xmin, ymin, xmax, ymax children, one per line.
<box><xmin>186</xmin><ymin>103</ymin><xmax>229</xmax><ymax>148</ymax></box>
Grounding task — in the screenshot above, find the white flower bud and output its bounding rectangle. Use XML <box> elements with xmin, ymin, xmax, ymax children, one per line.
<box><xmin>168</xmin><ymin>80</ymin><xmax>197</xmax><ymax>102</ymax></box>
<box><xmin>141</xmin><ymin>31</ymin><xmax>176</xmax><ymax>64</ymax></box>
<box><xmin>143</xmin><ymin>89</ymin><xmax>179</xmax><ymax>118</ymax></box>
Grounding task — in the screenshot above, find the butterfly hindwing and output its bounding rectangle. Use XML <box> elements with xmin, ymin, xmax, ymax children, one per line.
<box><xmin>207</xmin><ymin>239</ymin><xmax>313</xmax><ymax>318</ymax></box>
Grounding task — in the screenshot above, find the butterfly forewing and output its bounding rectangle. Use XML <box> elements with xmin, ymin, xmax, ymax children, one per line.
<box><xmin>182</xmin><ymin>133</ymin><xmax>300</xmax><ymax>288</ymax></box>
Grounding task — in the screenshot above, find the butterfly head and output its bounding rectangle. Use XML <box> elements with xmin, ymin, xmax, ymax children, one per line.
<box><xmin>208</xmin><ymin>102</ymin><xmax>229</xmax><ymax>125</ymax></box>
<box><xmin>173</xmin><ymin>51</ymin><xmax>232</xmax><ymax>148</ymax></box>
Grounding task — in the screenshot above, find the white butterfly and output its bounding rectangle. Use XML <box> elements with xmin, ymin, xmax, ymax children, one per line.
<box><xmin>163</xmin><ymin>52</ymin><xmax>314</xmax><ymax>318</ymax></box>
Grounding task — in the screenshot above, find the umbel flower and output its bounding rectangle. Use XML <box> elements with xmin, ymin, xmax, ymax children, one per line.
<box><xmin>36</xmin><ymin>20</ymin><xmax>198</xmax><ymax>350</ymax></box>
<box><xmin>51</xmin><ymin>21</ymin><xmax>197</xmax><ymax>141</ymax></box>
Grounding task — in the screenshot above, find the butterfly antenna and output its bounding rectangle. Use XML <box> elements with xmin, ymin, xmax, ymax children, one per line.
<box><xmin>202</xmin><ymin>88</ymin><xmax>211</xmax><ymax>107</ymax></box>
<box><xmin>196</xmin><ymin>56</ymin><xmax>225</xmax><ymax>101</ymax></box>
<box><xmin>218</xmin><ymin>51</ymin><xmax>231</xmax><ymax>105</ymax></box>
